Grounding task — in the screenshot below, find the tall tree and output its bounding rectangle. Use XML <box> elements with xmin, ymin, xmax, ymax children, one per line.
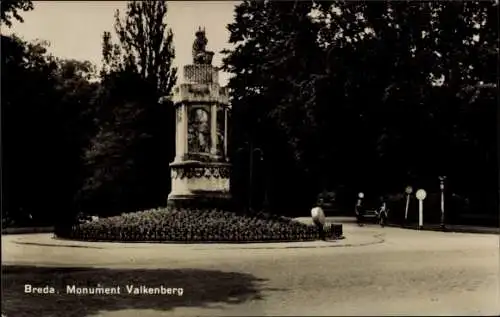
<box><xmin>316</xmin><ymin>1</ymin><xmax>498</xmax><ymax>190</ymax></box>
<box><xmin>2</xmin><ymin>35</ymin><xmax>99</xmax><ymax>227</ymax></box>
<box><xmin>101</xmin><ymin>0</ymin><xmax>177</xmax><ymax>96</ymax></box>
<box><xmin>79</xmin><ymin>0</ymin><xmax>178</xmax><ymax>215</ymax></box>
<box><xmin>224</xmin><ymin>0</ymin><xmax>498</xmax><ymax>216</ymax></box>
<box><xmin>223</xmin><ymin>0</ymin><xmax>325</xmax><ymax>213</ymax></box>
<box><xmin>2</xmin><ymin>35</ymin><xmax>57</xmax><ymax>225</ymax></box>
<box><xmin>1</xmin><ymin>0</ymin><xmax>33</xmax><ymax>27</ymax></box>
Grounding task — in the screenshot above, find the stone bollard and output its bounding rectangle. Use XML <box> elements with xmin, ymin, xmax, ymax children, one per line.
<box><xmin>311</xmin><ymin>206</ymin><xmax>326</xmax><ymax>240</ymax></box>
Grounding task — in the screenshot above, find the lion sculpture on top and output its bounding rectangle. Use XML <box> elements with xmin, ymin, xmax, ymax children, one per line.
<box><xmin>192</xmin><ymin>27</ymin><xmax>214</xmax><ymax>65</ymax></box>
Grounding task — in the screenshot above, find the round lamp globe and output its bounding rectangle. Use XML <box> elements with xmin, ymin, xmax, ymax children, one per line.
<box><xmin>416</xmin><ymin>189</ymin><xmax>427</xmax><ymax>200</ymax></box>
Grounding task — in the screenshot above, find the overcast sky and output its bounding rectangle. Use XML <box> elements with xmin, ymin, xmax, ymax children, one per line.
<box><xmin>6</xmin><ymin>1</ymin><xmax>239</xmax><ymax>86</ymax></box>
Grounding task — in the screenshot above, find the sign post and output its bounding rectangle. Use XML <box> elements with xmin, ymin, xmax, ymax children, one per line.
<box><xmin>416</xmin><ymin>189</ymin><xmax>427</xmax><ymax>230</ymax></box>
<box><xmin>439</xmin><ymin>176</ymin><xmax>446</xmax><ymax>230</ymax></box>
<box><xmin>404</xmin><ymin>186</ymin><xmax>413</xmax><ymax>224</ymax></box>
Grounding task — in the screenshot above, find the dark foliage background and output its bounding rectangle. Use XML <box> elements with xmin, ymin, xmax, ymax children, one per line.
<box><xmin>222</xmin><ymin>0</ymin><xmax>498</xmax><ymax>222</ymax></box>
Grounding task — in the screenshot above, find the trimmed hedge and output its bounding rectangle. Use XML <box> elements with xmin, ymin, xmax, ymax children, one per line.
<box><xmin>58</xmin><ymin>207</ymin><xmax>343</xmax><ymax>243</ymax></box>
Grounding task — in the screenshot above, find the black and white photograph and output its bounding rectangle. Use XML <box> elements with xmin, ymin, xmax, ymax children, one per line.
<box><xmin>1</xmin><ymin>0</ymin><xmax>499</xmax><ymax>316</ymax></box>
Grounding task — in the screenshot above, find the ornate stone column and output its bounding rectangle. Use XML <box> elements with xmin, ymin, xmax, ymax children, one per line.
<box><xmin>210</xmin><ymin>103</ymin><xmax>217</xmax><ymax>155</ymax></box>
<box><xmin>164</xmin><ymin>27</ymin><xmax>231</xmax><ymax>209</ymax></box>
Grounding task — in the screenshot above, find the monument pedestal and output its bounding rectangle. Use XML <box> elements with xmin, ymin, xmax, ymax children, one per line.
<box><xmin>165</xmin><ymin>28</ymin><xmax>231</xmax><ymax>210</ymax></box>
<box><xmin>167</xmin><ymin>161</ymin><xmax>231</xmax><ymax>209</ymax></box>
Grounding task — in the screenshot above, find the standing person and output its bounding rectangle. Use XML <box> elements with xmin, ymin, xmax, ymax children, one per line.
<box><xmin>311</xmin><ymin>206</ymin><xmax>326</xmax><ymax>240</ymax></box>
<box><xmin>355</xmin><ymin>192</ymin><xmax>364</xmax><ymax>226</ymax></box>
<box><xmin>378</xmin><ymin>196</ymin><xmax>388</xmax><ymax>227</ymax></box>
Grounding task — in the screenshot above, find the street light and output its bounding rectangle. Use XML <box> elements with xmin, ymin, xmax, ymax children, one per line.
<box><xmin>404</xmin><ymin>186</ymin><xmax>413</xmax><ymax>225</ymax></box>
<box><xmin>253</xmin><ymin>148</ymin><xmax>268</xmax><ymax>210</ymax></box>
<box><xmin>236</xmin><ymin>141</ymin><xmax>264</xmax><ymax>212</ymax></box>
<box><xmin>439</xmin><ymin>176</ymin><xmax>447</xmax><ymax>230</ymax></box>
<box><xmin>249</xmin><ymin>145</ymin><xmax>264</xmax><ymax>212</ymax></box>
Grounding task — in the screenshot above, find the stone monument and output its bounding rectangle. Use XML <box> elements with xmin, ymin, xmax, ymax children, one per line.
<box><xmin>166</xmin><ymin>27</ymin><xmax>231</xmax><ymax>209</ymax></box>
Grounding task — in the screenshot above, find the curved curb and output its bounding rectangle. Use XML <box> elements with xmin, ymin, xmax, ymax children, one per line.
<box><xmin>9</xmin><ymin>233</ymin><xmax>385</xmax><ymax>250</ymax></box>
<box><xmin>51</xmin><ymin>233</ymin><xmax>343</xmax><ymax>245</ymax></box>
<box><xmin>2</xmin><ymin>227</ymin><xmax>54</xmax><ymax>235</ymax></box>
<box><xmin>11</xmin><ymin>241</ymin><xmax>105</xmax><ymax>249</ymax></box>
<box><xmin>385</xmin><ymin>223</ymin><xmax>500</xmax><ymax>235</ymax></box>
<box><xmin>204</xmin><ymin>233</ymin><xmax>386</xmax><ymax>250</ymax></box>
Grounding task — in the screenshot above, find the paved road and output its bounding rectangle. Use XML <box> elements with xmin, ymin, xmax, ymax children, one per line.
<box><xmin>2</xmin><ymin>224</ymin><xmax>499</xmax><ymax>316</ymax></box>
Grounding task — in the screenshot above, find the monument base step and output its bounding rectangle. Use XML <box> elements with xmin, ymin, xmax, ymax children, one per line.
<box><xmin>167</xmin><ymin>193</ymin><xmax>232</xmax><ymax>210</ymax></box>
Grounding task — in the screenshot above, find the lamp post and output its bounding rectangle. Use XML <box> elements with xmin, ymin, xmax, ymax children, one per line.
<box><xmin>356</xmin><ymin>192</ymin><xmax>364</xmax><ymax>225</ymax></box>
<box><xmin>404</xmin><ymin>186</ymin><xmax>413</xmax><ymax>225</ymax></box>
<box><xmin>236</xmin><ymin>141</ymin><xmax>264</xmax><ymax>212</ymax></box>
<box><xmin>249</xmin><ymin>144</ymin><xmax>264</xmax><ymax>212</ymax></box>
<box><xmin>439</xmin><ymin>176</ymin><xmax>446</xmax><ymax>230</ymax></box>
<box><xmin>257</xmin><ymin>150</ymin><xmax>269</xmax><ymax>210</ymax></box>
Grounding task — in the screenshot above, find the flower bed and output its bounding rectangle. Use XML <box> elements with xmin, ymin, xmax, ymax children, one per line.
<box><xmin>59</xmin><ymin>207</ymin><xmax>342</xmax><ymax>243</ymax></box>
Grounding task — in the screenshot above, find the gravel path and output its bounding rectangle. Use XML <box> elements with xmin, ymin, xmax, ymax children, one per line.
<box><xmin>2</xmin><ymin>224</ymin><xmax>499</xmax><ymax>316</ymax></box>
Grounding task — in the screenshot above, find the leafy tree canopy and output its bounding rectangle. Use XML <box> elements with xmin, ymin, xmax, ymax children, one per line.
<box><xmin>1</xmin><ymin>0</ymin><xmax>33</xmax><ymax>27</ymax></box>
<box><xmin>223</xmin><ymin>0</ymin><xmax>498</xmax><ymax>213</ymax></box>
<box><xmin>100</xmin><ymin>0</ymin><xmax>177</xmax><ymax>97</ymax></box>
<box><xmin>78</xmin><ymin>1</ymin><xmax>177</xmax><ymax>216</ymax></box>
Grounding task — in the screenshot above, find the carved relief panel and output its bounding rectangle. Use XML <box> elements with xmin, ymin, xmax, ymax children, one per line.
<box><xmin>176</xmin><ymin>107</ymin><xmax>182</xmax><ymax>124</ymax></box>
<box><xmin>188</xmin><ymin>106</ymin><xmax>211</xmax><ymax>153</ymax></box>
